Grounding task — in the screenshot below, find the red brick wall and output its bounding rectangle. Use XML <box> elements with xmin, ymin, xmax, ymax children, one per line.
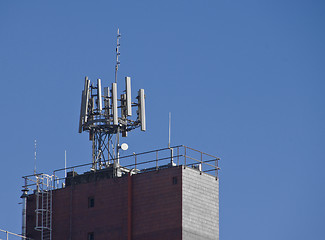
<box><xmin>132</xmin><ymin>167</ymin><xmax>182</xmax><ymax>240</ymax></box>
<box><xmin>26</xmin><ymin>167</ymin><xmax>182</xmax><ymax>240</ymax></box>
<box><xmin>26</xmin><ymin>194</ymin><xmax>39</xmax><ymax>240</ymax></box>
<box><xmin>53</xmin><ymin>175</ymin><xmax>129</xmax><ymax>240</ymax></box>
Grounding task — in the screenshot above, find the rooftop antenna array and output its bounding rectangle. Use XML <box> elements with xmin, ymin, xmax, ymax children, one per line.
<box><xmin>78</xmin><ymin>29</ymin><xmax>146</xmax><ymax>173</ymax></box>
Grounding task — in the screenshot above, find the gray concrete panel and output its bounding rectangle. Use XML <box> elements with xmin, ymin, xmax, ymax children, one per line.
<box><xmin>182</xmin><ymin>167</ymin><xmax>219</xmax><ymax>240</ymax></box>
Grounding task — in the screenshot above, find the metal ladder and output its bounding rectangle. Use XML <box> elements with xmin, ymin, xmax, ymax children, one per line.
<box><xmin>35</xmin><ymin>174</ymin><xmax>53</xmax><ymax>240</ymax></box>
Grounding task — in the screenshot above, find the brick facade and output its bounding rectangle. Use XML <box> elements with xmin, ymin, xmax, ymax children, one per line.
<box><xmin>26</xmin><ymin>166</ymin><xmax>218</xmax><ymax>240</ymax></box>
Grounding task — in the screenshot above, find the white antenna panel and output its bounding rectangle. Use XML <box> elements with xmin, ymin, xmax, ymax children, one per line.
<box><xmin>112</xmin><ymin>83</ymin><xmax>118</xmax><ymax>125</ymax></box>
<box><xmin>84</xmin><ymin>78</ymin><xmax>90</xmax><ymax>122</ymax></box>
<box><xmin>125</xmin><ymin>77</ymin><xmax>132</xmax><ymax>116</ymax></box>
<box><xmin>138</xmin><ymin>89</ymin><xmax>146</xmax><ymax>131</ymax></box>
<box><xmin>97</xmin><ymin>79</ymin><xmax>102</xmax><ymax>111</ymax></box>
<box><xmin>78</xmin><ymin>90</ymin><xmax>86</xmax><ymax>133</ymax></box>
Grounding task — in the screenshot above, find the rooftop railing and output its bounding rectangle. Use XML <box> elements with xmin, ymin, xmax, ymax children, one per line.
<box><xmin>23</xmin><ymin>145</ymin><xmax>220</xmax><ymax>191</ymax></box>
<box><xmin>0</xmin><ymin>229</ymin><xmax>32</xmax><ymax>240</ymax></box>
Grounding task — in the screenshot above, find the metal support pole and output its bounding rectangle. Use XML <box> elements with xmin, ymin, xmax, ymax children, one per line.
<box><xmin>117</xmin><ymin>127</ymin><xmax>120</xmax><ymax>165</ymax></box>
<box><xmin>156</xmin><ymin>150</ymin><xmax>158</xmax><ymax>170</ymax></box>
<box><xmin>135</xmin><ymin>154</ymin><xmax>137</xmax><ymax>170</ymax></box>
<box><xmin>177</xmin><ymin>147</ymin><xmax>179</xmax><ymax>167</ymax></box>
<box><xmin>184</xmin><ymin>147</ymin><xmax>187</xmax><ymax>168</ymax></box>
<box><xmin>21</xmin><ymin>178</ymin><xmax>28</xmax><ymax>239</ymax></box>
<box><xmin>200</xmin><ymin>152</ymin><xmax>203</xmax><ymax>175</ymax></box>
<box><xmin>50</xmin><ymin>178</ymin><xmax>53</xmax><ymax>240</ymax></box>
<box><xmin>21</xmin><ymin>189</ymin><xmax>28</xmax><ymax>239</ymax></box>
<box><xmin>98</xmin><ymin>134</ymin><xmax>102</xmax><ymax>169</ymax></box>
<box><xmin>108</xmin><ymin>138</ymin><xmax>110</xmax><ymax>164</ymax></box>
<box><xmin>215</xmin><ymin>159</ymin><xmax>217</xmax><ymax>180</ymax></box>
<box><xmin>92</xmin><ymin>131</ymin><xmax>96</xmax><ymax>170</ymax></box>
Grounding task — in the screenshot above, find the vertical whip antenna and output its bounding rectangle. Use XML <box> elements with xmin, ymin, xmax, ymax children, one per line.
<box><xmin>168</xmin><ymin>112</ymin><xmax>171</xmax><ymax>148</ymax></box>
<box><xmin>34</xmin><ymin>140</ymin><xmax>37</xmax><ymax>174</ymax></box>
<box><xmin>115</xmin><ymin>28</ymin><xmax>121</xmax><ymax>83</ymax></box>
<box><xmin>65</xmin><ymin>150</ymin><xmax>67</xmax><ymax>178</ymax></box>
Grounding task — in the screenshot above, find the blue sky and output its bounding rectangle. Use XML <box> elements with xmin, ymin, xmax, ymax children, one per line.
<box><xmin>0</xmin><ymin>0</ymin><xmax>325</xmax><ymax>239</ymax></box>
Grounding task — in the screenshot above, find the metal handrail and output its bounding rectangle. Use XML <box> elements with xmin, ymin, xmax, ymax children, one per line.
<box><xmin>23</xmin><ymin>145</ymin><xmax>220</xmax><ymax>190</ymax></box>
<box><xmin>0</xmin><ymin>228</ymin><xmax>33</xmax><ymax>240</ymax></box>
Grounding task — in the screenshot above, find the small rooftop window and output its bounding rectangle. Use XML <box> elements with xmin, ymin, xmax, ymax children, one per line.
<box><xmin>88</xmin><ymin>197</ymin><xmax>95</xmax><ymax>208</ymax></box>
<box><xmin>172</xmin><ymin>177</ymin><xmax>178</xmax><ymax>185</ymax></box>
<box><xmin>88</xmin><ymin>232</ymin><xmax>94</xmax><ymax>240</ymax></box>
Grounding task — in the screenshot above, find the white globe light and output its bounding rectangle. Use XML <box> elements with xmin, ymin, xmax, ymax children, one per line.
<box><xmin>121</xmin><ymin>143</ymin><xmax>128</xmax><ymax>151</ymax></box>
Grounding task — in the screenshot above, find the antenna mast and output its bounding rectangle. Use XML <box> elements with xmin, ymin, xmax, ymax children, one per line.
<box><xmin>65</xmin><ymin>150</ymin><xmax>67</xmax><ymax>178</ymax></box>
<box><xmin>115</xmin><ymin>28</ymin><xmax>121</xmax><ymax>83</ymax></box>
<box><xmin>168</xmin><ymin>112</ymin><xmax>171</xmax><ymax>148</ymax></box>
<box><xmin>34</xmin><ymin>140</ymin><xmax>37</xmax><ymax>174</ymax></box>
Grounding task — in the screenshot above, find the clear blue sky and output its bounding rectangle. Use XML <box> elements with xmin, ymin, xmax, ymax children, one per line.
<box><xmin>1</xmin><ymin>0</ymin><xmax>324</xmax><ymax>239</ymax></box>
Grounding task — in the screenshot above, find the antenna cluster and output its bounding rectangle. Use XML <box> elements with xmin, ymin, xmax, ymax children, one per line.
<box><xmin>78</xmin><ymin>76</ymin><xmax>146</xmax><ymax>135</ymax></box>
<box><xmin>78</xmin><ymin>76</ymin><xmax>146</xmax><ymax>170</ymax></box>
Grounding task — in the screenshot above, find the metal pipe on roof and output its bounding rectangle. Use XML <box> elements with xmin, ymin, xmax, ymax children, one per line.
<box><xmin>20</xmin><ymin>187</ymin><xmax>28</xmax><ymax>239</ymax></box>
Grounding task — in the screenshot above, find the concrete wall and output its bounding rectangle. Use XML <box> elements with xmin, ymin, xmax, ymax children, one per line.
<box><xmin>182</xmin><ymin>167</ymin><xmax>219</xmax><ymax>240</ymax></box>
